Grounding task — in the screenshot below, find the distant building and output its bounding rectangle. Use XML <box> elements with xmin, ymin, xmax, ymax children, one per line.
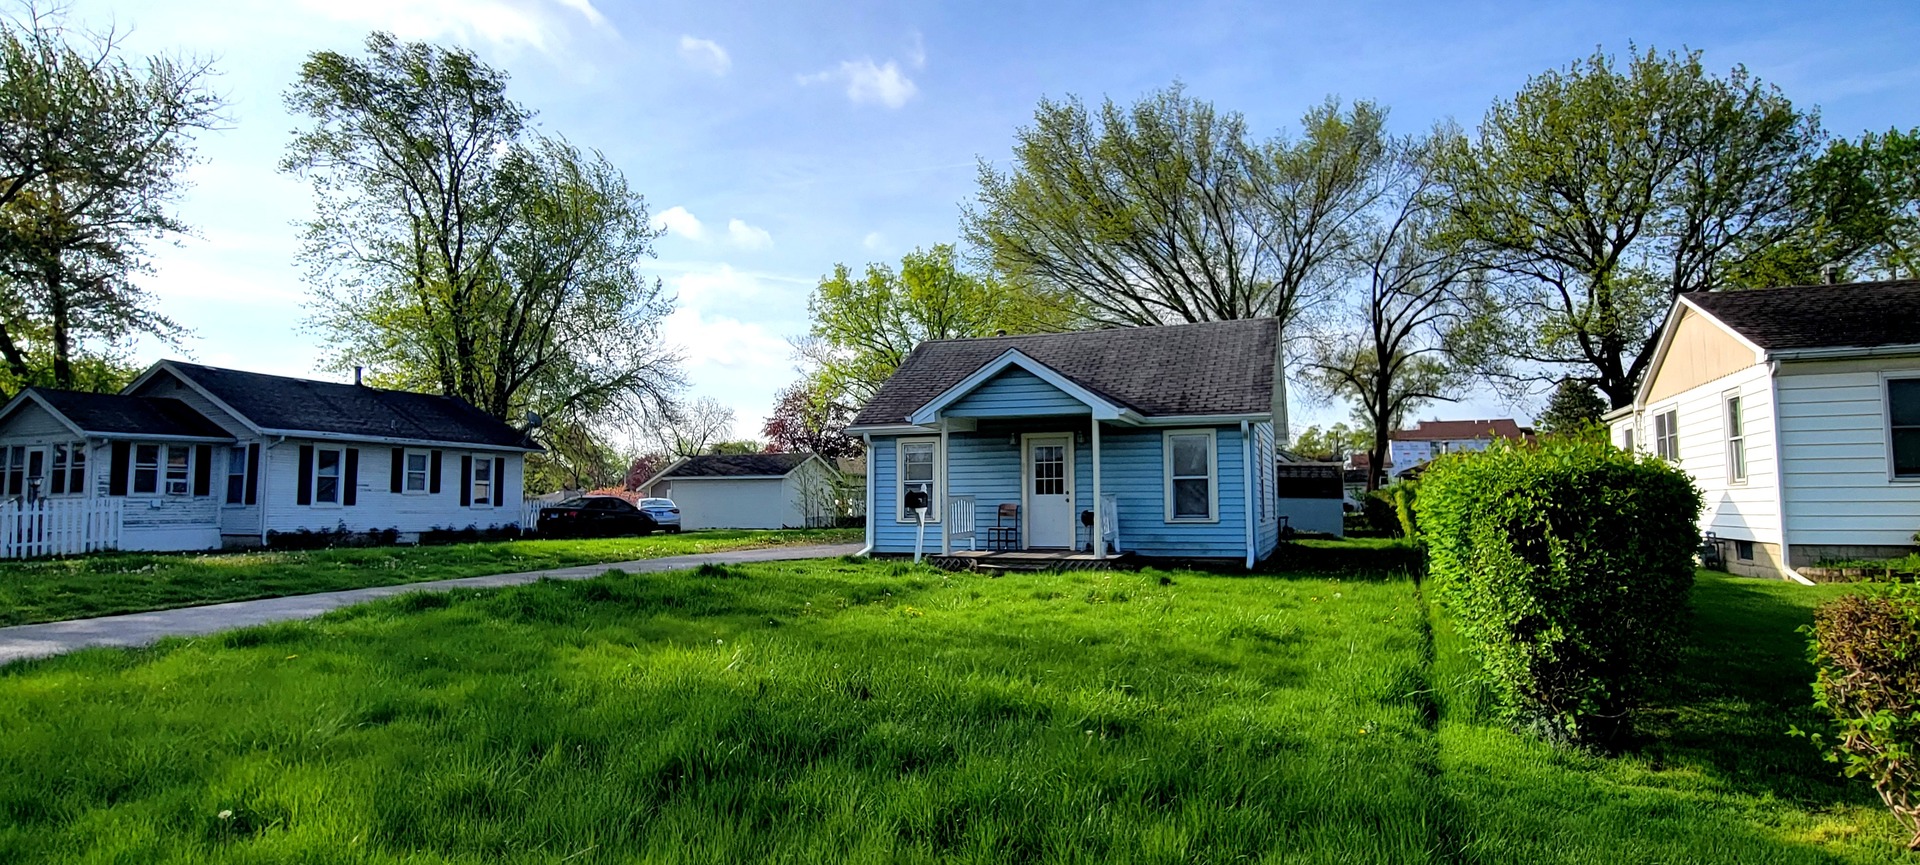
<box><xmin>1386</xmin><ymin>419</ymin><xmax>1534</xmax><ymax>481</ymax></box>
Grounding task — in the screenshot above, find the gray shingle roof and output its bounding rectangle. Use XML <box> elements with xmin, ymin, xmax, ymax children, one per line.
<box><xmin>1686</xmin><ymin>280</ymin><xmax>1920</xmax><ymax>351</ymax></box>
<box><xmin>26</xmin><ymin>388</ymin><xmax>230</xmax><ymax>439</ymax></box>
<box><xmin>163</xmin><ymin>362</ymin><xmax>534</xmax><ymax>449</ymax></box>
<box><xmin>850</xmin><ymin>319</ymin><xmax>1280</xmax><ymax>427</ymax></box>
<box><xmin>660</xmin><ymin>453</ymin><xmax>816</xmax><ymax>478</ymax></box>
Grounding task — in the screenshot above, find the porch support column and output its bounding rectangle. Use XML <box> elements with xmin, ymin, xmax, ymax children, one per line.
<box><xmin>1091</xmin><ymin>416</ymin><xmax>1105</xmax><ymax>558</ymax></box>
<box><xmin>939</xmin><ymin>414</ymin><xmax>950</xmax><ymax>556</ymax></box>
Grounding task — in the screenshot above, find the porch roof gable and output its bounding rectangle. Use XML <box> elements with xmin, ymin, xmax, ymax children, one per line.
<box><xmin>907</xmin><ymin>350</ymin><xmax>1125</xmax><ymax>425</ymax></box>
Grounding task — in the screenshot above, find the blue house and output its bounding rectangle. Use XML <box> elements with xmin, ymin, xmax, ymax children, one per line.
<box><xmin>845</xmin><ymin>318</ymin><xmax>1287</xmax><ymax>567</ymax></box>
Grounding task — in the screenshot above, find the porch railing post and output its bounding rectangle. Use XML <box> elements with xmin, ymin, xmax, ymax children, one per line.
<box><xmin>1091</xmin><ymin>416</ymin><xmax>1104</xmax><ymax>558</ymax></box>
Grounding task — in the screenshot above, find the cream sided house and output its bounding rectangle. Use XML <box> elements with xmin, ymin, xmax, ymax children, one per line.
<box><xmin>845</xmin><ymin>319</ymin><xmax>1288</xmax><ymax>567</ymax></box>
<box><xmin>0</xmin><ymin>360</ymin><xmax>536</xmax><ymax>554</ymax></box>
<box><xmin>1608</xmin><ymin>280</ymin><xmax>1920</xmax><ymax>580</ymax></box>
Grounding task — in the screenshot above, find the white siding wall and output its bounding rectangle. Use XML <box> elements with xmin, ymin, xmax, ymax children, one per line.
<box><xmin>1637</xmin><ymin>362</ymin><xmax>1780</xmax><ymax>544</ymax></box>
<box><xmin>1776</xmin><ymin>357</ymin><xmax>1920</xmax><ymax>548</ymax></box>
<box><xmin>261</xmin><ymin>441</ymin><xmax>526</xmax><ymax>535</ymax></box>
<box><xmin>662</xmin><ymin>477</ymin><xmax>793</xmax><ymax>530</ymax></box>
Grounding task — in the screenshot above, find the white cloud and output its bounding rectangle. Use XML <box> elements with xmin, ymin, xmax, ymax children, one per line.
<box><xmin>678</xmin><ymin>35</ymin><xmax>731</xmax><ymax>75</ymax></box>
<box><xmin>862</xmin><ymin>231</ymin><xmax>885</xmax><ymax>251</ymax></box>
<box><xmin>657</xmin><ymin>264</ymin><xmax>810</xmax><ymax>437</ymax></box>
<box><xmin>906</xmin><ymin>31</ymin><xmax>926</xmax><ymax>70</ymax></box>
<box><xmin>652</xmin><ymin>206</ymin><xmax>706</xmax><ymax>241</ymax></box>
<box><xmin>727</xmin><ymin>218</ymin><xmax>773</xmax><ymax>250</ymax></box>
<box><xmin>799</xmin><ymin>58</ymin><xmax>918</xmax><ymax>109</ymax></box>
<box><xmin>295</xmin><ymin>0</ymin><xmax>612</xmax><ymax>55</ymax></box>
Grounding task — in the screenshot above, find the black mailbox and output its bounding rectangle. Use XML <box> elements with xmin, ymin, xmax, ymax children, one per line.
<box><xmin>904</xmin><ymin>490</ymin><xmax>930</xmax><ymax>511</ymax></box>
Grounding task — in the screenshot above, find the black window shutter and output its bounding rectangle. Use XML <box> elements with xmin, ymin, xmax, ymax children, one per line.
<box><xmin>244</xmin><ymin>443</ymin><xmax>260</xmax><ymax>505</ymax></box>
<box><xmin>296</xmin><ymin>445</ymin><xmax>313</xmax><ymax>505</ymax></box>
<box><xmin>192</xmin><ymin>444</ymin><xmax>213</xmax><ymax>496</ymax></box>
<box><xmin>430</xmin><ymin>450</ymin><xmax>443</xmax><ymax>494</ymax></box>
<box><xmin>459</xmin><ymin>455</ymin><xmax>472</xmax><ymax>506</ymax></box>
<box><xmin>343</xmin><ymin>449</ymin><xmax>359</xmax><ymax>506</ymax></box>
<box><xmin>108</xmin><ymin>442</ymin><xmax>130</xmax><ymax>496</ymax></box>
<box><xmin>389</xmin><ymin>447</ymin><xmax>404</xmax><ymax>493</ymax></box>
<box><xmin>493</xmin><ymin>457</ymin><xmax>506</xmax><ymax>507</ymax></box>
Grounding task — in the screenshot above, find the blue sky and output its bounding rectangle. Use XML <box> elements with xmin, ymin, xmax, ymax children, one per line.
<box><xmin>71</xmin><ymin>0</ymin><xmax>1920</xmax><ymax>445</ymax></box>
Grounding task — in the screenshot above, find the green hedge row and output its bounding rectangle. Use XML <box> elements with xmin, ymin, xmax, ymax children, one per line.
<box><xmin>1419</xmin><ymin>437</ymin><xmax>1701</xmax><ymax>747</ymax></box>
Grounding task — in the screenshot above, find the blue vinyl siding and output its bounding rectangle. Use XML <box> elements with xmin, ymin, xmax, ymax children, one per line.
<box><xmin>1254</xmin><ymin>421</ymin><xmax>1279</xmax><ymax>559</ymax></box>
<box><xmin>943</xmin><ymin>368</ymin><xmax>1091</xmax><ymax>418</ymax></box>
<box><xmin>868</xmin><ymin>423</ymin><xmax>1252</xmax><ymax>560</ymax></box>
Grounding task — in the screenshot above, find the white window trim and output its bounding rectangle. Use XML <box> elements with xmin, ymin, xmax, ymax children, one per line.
<box><xmin>312</xmin><ymin>446</ymin><xmax>345</xmax><ymax>507</ymax></box>
<box><xmin>132</xmin><ymin>443</ymin><xmax>163</xmax><ymax>496</ymax></box>
<box><xmin>1653</xmin><ymin>406</ymin><xmax>1680</xmax><ymax>463</ymax></box>
<box><xmin>470</xmin><ymin>456</ymin><xmax>494</xmax><ymax>509</ymax></box>
<box><xmin>1724</xmin><ymin>390</ymin><xmax>1747</xmax><ymax>485</ymax></box>
<box><xmin>1885</xmin><ymin>372</ymin><xmax>1920</xmax><ymax>483</ymax></box>
<box><xmin>402</xmin><ymin>449</ymin><xmax>431</xmax><ymax>495</ymax></box>
<box><xmin>1163</xmin><ymin>429</ymin><xmax>1220</xmax><ymax>524</ymax></box>
<box><xmin>895</xmin><ymin>436</ymin><xmax>940</xmax><ymax>524</ymax></box>
<box><xmin>223</xmin><ymin>444</ymin><xmax>250</xmax><ymax>507</ymax></box>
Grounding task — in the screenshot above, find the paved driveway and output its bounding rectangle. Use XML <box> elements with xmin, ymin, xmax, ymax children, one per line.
<box><xmin>0</xmin><ymin>543</ymin><xmax>863</xmax><ymax>665</ymax></box>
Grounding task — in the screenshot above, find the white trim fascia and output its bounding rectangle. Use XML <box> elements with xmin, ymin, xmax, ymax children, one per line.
<box><xmin>843</xmin><ymin>422</ymin><xmax>940</xmax><ymax>435</ymax></box>
<box><xmin>652</xmin><ymin>473</ymin><xmax>795</xmax><ymax>482</ymax></box>
<box><xmin>254</xmin><ymin>428</ymin><xmax>538</xmax><ymax>453</ymax></box>
<box><xmin>1128</xmin><ymin>412</ymin><xmax>1272</xmax><ymax>427</ymax></box>
<box><xmin>860</xmin><ymin>433</ymin><xmax>874</xmax><ymax>555</ymax></box>
<box><xmin>907</xmin><ymin>349</ymin><xmax>1128</xmax><ymax>425</ymax></box>
<box><xmin>1769</xmin><ymin>343</ymin><xmax>1920</xmax><ymax>362</ymax></box>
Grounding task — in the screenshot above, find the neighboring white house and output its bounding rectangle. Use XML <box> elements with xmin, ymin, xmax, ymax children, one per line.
<box><xmin>0</xmin><ymin>360</ymin><xmax>537</xmax><ymax>552</ymax></box>
<box><xmin>640</xmin><ymin>453</ymin><xmax>840</xmax><ymax>530</ymax></box>
<box><xmin>1386</xmin><ymin>419</ymin><xmax>1534</xmax><ymax>481</ymax></box>
<box><xmin>1608</xmin><ymin>280</ymin><xmax>1920</xmax><ymax>580</ymax></box>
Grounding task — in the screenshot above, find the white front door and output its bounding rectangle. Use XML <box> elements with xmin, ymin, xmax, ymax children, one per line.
<box><xmin>1024</xmin><ymin>434</ymin><xmax>1074</xmax><ymax>549</ymax></box>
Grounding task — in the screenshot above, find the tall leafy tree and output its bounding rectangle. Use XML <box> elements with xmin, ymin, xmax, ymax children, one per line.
<box><xmin>1536</xmin><ymin>378</ymin><xmax>1609</xmax><ymax>437</ymax></box>
<box><xmin>0</xmin><ymin>5</ymin><xmax>223</xmax><ymax>390</ymax></box>
<box><xmin>1311</xmin><ymin>135</ymin><xmax>1474</xmax><ymax>490</ymax></box>
<box><xmin>1732</xmin><ymin>127</ymin><xmax>1920</xmax><ymax>286</ymax></box>
<box><xmin>965</xmin><ymin>85</ymin><xmax>1386</xmax><ymax>339</ymax></box>
<box><xmin>284</xmin><ymin>33</ymin><xmax>681</xmax><ymax>436</ymax></box>
<box><xmin>763</xmin><ymin>381</ymin><xmax>860</xmax><ymax>461</ymax></box>
<box><xmin>1434</xmin><ymin>47</ymin><xmax>1822</xmax><ymax>408</ymax></box>
<box><xmin>1289</xmin><ymin>422</ymin><xmax>1368</xmax><ymax>462</ymax></box>
<box><xmin>800</xmin><ymin>243</ymin><xmax>1068</xmax><ymax>410</ymax></box>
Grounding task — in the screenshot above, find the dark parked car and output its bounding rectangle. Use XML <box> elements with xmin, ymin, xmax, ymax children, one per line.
<box><xmin>536</xmin><ymin>495</ymin><xmax>674</xmax><ymax>538</ymax></box>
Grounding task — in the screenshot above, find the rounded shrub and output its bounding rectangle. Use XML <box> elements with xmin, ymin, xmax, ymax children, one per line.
<box><xmin>1418</xmin><ymin>437</ymin><xmax>1701</xmax><ymax>747</ymax></box>
<box><xmin>1803</xmin><ymin>580</ymin><xmax>1920</xmax><ymax>852</ymax></box>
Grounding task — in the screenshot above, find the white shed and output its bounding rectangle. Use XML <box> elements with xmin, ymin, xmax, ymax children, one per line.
<box><xmin>642</xmin><ymin>453</ymin><xmax>839</xmax><ymax>530</ymax></box>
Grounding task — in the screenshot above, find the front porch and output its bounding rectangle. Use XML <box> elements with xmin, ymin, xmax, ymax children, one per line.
<box><xmin>929</xmin><ymin>547</ymin><xmax>1133</xmax><ymax>573</ymax></box>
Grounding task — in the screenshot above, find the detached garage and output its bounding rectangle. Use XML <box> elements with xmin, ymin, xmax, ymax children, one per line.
<box><xmin>640</xmin><ymin>453</ymin><xmax>838</xmax><ymax>530</ymax></box>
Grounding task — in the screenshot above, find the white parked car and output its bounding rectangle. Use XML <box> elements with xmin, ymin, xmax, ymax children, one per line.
<box><xmin>638</xmin><ymin>497</ymin><xmax>681</xmax><ymax>533</ymax></box>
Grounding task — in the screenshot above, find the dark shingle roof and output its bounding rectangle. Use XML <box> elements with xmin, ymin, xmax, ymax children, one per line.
<box><xmin>26</xmin><ymin>388</ymin><xmax>230</xmax><ymax>439</ymax></box>
<box><xmin>850</xmin><ymin>319</ymin><xmax>1280</xmax><ymax>427</ymax></box>
<box><xmin>659</xmin><ymin>453</ymin><xmax>817</xmax><ymax>478</ymax></box>
<box><xmin>1686</xmin><ymin>280</ymin><xmax>1920</xmax><ymax>351</ymax></box>
<box><xmin>162</xmin><ymin>362</ymin><xmax>533</xmax><ymax>449</ymax></box>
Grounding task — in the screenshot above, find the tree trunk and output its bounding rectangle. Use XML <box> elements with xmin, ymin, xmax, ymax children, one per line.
<box><xmin>47</xmin><ymin>259</ymin><xmax>71</xmax><ymax>389</ymax></box>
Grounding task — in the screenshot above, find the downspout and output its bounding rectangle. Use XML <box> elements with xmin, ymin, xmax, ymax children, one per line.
<box><xmin>858</xmin><ymin>433</ymin><xmax>874</xmax><ymax>556</ymax></box>
<box><xmin>1242</xmin><ymin>420</ymin><xmax>1255</xmax><ymax>570</ymax></box>
<box><xmin>1766</xmin><ymin>360</ymin><xmax>1815</xmax><ymax>585</ymax></box>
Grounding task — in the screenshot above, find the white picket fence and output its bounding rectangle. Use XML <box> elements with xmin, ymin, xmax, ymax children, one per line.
<box><xmin>0</xmin><ymin>497</ymin><xmax>125</xmax><ymax>559</ymax></box>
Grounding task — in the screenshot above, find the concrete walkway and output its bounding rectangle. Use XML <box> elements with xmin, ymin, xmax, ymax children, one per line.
<box><xmin>0</xmin><ymin>543</ymin><xmax>863</xmax><ymax>665</ymax></box>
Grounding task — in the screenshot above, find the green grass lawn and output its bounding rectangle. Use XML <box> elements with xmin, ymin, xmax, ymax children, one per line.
<box><xmin>0</xmin><ymin>557</ymin><xmax>1906</xmax><ymax>863</ymax></box>
<box><xmin>0</xmin><ymin>528</ymin><xmax>859</xmax><ymax>627</ymax></box>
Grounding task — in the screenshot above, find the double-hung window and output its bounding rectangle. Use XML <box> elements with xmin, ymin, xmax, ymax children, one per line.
<box><xmin>1654</xmin><ymin>409</ymin><xmax>1680</xmax><ymax>461</ymax></box>
<box><xmin>1164</xmin><ymin>430</ymin><xmax>1218</xmax><ymax>522</ymax></box>
<box><xmin>471</xmin><ymin>457</ymin><xmax>493</xmax><ymax>507</ymax></box>
<box><xmin>133</xmin><ymin>444</ymin><xmax>161</xmax><ymax>495</ymax></box>
<box><xmin>164</xmin><ymin>446</ymin><xmax>190</xmax><ymax>496</ymax></box>
<box><xmin>896</xmin><ymin>439</ymin><xmax>937</xmax><ymax>521</ymax></box>
<box><xmin>1725</xmin><ymin>394</ymin><xmax>1747</xmax><ymax>484</ymax></box>
<box><xmin>225</xmin><ymin>446</ymin><xmax>250</xmax><ymax>505</ymax></box>
<box><xmin>1892</xmin><ymin>378</ymin><xmax>1920</xmax><ymax>480</ymax></box>
<box><xmin>314</xmin><ymin>448</ymin><xmax>342</xmax><ymax>504</ymax></box>
<box><xmin>404</xmin><ymin>451</ymin><xmax>430</xmax><ymax>493</ymax></box>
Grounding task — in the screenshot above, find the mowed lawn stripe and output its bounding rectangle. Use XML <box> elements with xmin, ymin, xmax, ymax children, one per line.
<box><xmin>0</xmin><ymin>528</ymin><xmax>860</xmax><ymax>627</ymax></box>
